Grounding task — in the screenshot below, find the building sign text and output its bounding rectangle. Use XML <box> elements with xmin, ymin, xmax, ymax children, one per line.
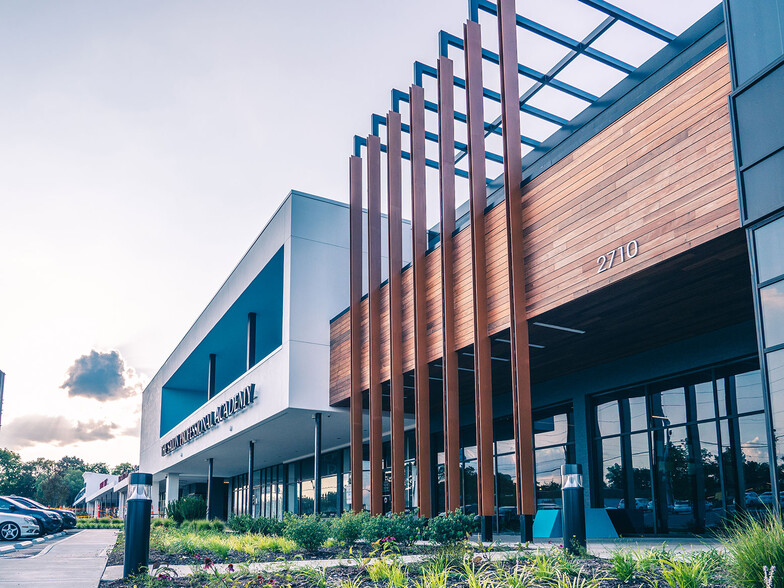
<box><xmin>161</xmin><ymin>384</ymin><xmax>256</xmax><ymax>456</ymax></box>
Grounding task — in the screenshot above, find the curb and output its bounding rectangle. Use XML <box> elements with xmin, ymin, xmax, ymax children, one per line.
<box><xmin>1</xmin><ymin>531</ymin><xmax>67</xmax><ymax>553</ymax></box>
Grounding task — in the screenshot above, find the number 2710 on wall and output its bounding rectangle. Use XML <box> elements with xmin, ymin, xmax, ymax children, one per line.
<box><xmin>597</xmin><ymin>240</ymin><xmax>639</xmax><ymax>273</ymax></box>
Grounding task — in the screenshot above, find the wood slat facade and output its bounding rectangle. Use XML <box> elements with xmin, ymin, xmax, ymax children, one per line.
<box><xmin>331</xmin><ymin>46</ymin><xmax>737</xmax><ymax>406</ymax></box>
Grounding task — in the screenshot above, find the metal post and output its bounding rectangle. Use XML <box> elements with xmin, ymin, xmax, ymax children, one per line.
<box><xmin>206</xmin><ymin>458</ymin><xmax>214</xmax><ymax>520</ymax></box>
<box><xmin>247</xmin><ymin>313</ymin><xmax>257</xmax><ymax>371</ymax></box>
<box><xmin>207</xmin><ymin>354</ymin><xmax>216</xmax><ymax>400</ymax></box>
<box><xmin>247</xmin><ymin>441</ymin><xmax>255</xmax><ymax>516</ymax></box>
<box><xmin>314</xmin><ymin>412</ymin><xmax>322</xmax><ymax>515</ymax></box>
<box><xmin>123</xmin><ymin>473</ymin><xmax>152</xmax><ymax>578</ymax></box>
<box><xmin>561</xmin><ymin>464</ymin><xmax>586</xmax><ymax>555</ymax></box>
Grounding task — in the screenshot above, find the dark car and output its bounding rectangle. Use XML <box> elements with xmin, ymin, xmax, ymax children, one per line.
<box><xmin>0</xmin><ymin>496</ymin><xmax>62</xmax><ymax>535</ymax></box>
<box><xmin>9</xmin><ymin>496</ymin><xmax>77</xmax><ymax>529</ymax></box>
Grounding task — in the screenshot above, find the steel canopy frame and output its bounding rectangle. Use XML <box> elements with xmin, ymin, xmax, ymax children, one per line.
<box><xmin>347</xmin><ymin>0</ymin><xmax>676</xmax><ymax>528</ymax></box>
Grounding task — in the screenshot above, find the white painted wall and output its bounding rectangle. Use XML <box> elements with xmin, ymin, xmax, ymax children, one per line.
<box><xmin>139</xmin><ymin>191</ymin><xmax>408</xmax><ymax>481</ymax></box>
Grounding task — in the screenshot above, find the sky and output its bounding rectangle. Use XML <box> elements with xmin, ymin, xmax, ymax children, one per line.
<box><xmin>0</xmin><ymin>0</ymin><xmax>718</xmax><ymax>467</ymax></box>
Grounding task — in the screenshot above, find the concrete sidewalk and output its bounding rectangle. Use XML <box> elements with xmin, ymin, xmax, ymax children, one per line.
<box><xmin>0</xmin><ymin>529</ymin><xmax>118</xmax><ymax>587</ymax></box>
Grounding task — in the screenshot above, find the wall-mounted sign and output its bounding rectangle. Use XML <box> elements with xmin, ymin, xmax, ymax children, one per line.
<box><xmin>161</xmin><ymin>384</ymin><xmax>256</xmax><ymax>456</ymax></box>
<box><xmin>596</xmin><ymin>239</ymin><xmax>639</xmax><ymax>274</ymax></box>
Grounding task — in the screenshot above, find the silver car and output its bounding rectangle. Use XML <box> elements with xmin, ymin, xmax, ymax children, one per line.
<box><xmin>0</xmin><ymin>511</ymin><xmax>40</xmax><ymax>541</ymax></box>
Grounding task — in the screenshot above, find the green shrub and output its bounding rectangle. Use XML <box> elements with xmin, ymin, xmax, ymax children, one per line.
<box><xmin>425</xmin><ymin>510</ymin><xmax>477</xmax><ymax>545</ymax></box>
<box><xmin>387</xmin><ymin>512</ymin><xmax>427</xmax><ymax>546</ymax></box>
<box><xmin>658</xmin><ymin>552</ymin><xmax>719</xmax><ymax>588</ymax></box>
<box><xmin>227</xmin><ymin>514</ymin><xmax>254</xmax><ymax>533</ymax></box>
<box><xmin>723</xmin><ymin>512</ymin><xmax>784</xmax><ymax>588</ymax></box>
<box><xmin>166</xmin><ymin>496</ymin><xmax>207</xmax><ymax>523</ymax></box>
<box><xmin>361</xmin><ymin>513</ymin><xmax>395</xmax><ymax>544</ymax></box>
<box><xmin>330</xmin><ymin>511</ymin><xmax>367</xmax><ymax>546</ymax></box>
<box><xmin>283</xmin><ymin>514</ymin><xmax>329</xmax><ymax>551</ymax></box>
<box><xmin>226</xmin><ymin>514</ymin><xmax>284</xmax><ymax>535</ymax></box>
<box><xmin>608</xmin><ymin>550</ymin><xmax>638</xmax><ymax>582</ymax></box>
<box><xmin>98</xmin><ymin>516</ymin><xmax>113</xmax><ymax>523</ymax></box>
<box><xmin>151</xmin><ymin>517</ymin><xmax>176</xmax><ymax>528</ymax></box>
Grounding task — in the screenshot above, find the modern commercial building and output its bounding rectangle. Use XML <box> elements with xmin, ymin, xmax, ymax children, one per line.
<box><xmin>139</xmin><ymin>0</ymin><xmax>784</xmax><ymax>538</ymax></box>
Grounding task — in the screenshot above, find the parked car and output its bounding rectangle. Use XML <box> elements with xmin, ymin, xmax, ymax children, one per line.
<box><xmin>9</xmin><ymin>496</ymin><xmax>77</xmax><ymax>529</ymax></box>
<box><xmin>0</xmin><ymin>511</ymin><xmax>40</xmax><ymax>541</ymax></box>
<box><xmin>671</xmin><ymin>500</ymin><xmax>692</xmax><ymax>513</ymax></box>
<box><xmin>745</xmin><ymin>491</ymin><xmax>762</xmax><ymax>507</ymax></box>
<box><xmin>0</xmin><ymin>496</ymin><xmax>62</xmax><ymax>535</ymax></box>
<box><xmin>618</xmin><ymin>498</ymin><xmax>650</xmax><ymax>510</ymax></box>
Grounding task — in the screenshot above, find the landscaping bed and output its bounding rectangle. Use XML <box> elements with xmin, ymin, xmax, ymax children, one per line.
<box><xmin>101</xmin><ymin>509</ymin><xmax>783</xmax><ymax>587</ymax></box>
<box><xmin>102</xmin><ymin>547</ymin><xmax>736</xmax><ymax>588</ymax></box>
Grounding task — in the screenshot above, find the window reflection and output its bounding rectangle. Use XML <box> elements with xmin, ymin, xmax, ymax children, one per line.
<box><xmin>767</xmin><ymin>349</ymin><xmax>784</xmax><ymax>495</ymax></box>
<box><xmin>755</xmin><ymin>216</ymin><xmax>784</xmax><ymax>282</ymax></box>
<box><xmin>650</xmin><ymin>388</ymin><xmax>687</xmax><ymax>427</ymax></box>
<box><xmin>592</xmin><ymin>360</ymin><xmax>766</xmax><ymax>534</ymax></box>
<box><xmin>597</xmin><ymin>400</ymin><xmax>621</xmax><ymax>436</ymax></box>
<box><xmin>761</xmin><ymin>280</ymin><xmax>784</xmax><ymax>348</ymax></box>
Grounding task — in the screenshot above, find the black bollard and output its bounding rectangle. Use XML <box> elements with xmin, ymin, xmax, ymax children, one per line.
<box><xmin>124</xmin><ymin>473</ymin><xmax>153</xmax><ymax>578</ymax></box>
<box><xmin>560</xmin><ymin>464</ymin><xmax>586</xmax><ymax>555</ymax></box>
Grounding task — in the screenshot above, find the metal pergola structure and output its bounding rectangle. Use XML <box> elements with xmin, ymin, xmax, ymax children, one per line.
<box><xmin>353</xmin><ymin>0</ymin><xmax>674</xmax><ymax>186</ymax></box>
<box><xmin>347</xmin><ymin>0</ymin><xmax>678</xmax><ymax>540</ymax></box>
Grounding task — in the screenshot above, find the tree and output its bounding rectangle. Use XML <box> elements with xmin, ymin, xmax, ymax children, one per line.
<box><xmin>86</xmin><ymin>462</ymin><xmax>109</xmax><ymax>474</ymax></box>
<box><xmin>111</xmin><ymin>462</ymin><xmax>134</xmax><ymax>475</ymax></box>
<box><xmin>55</xmin><ymin>456</ymin><xmax>87</xmax><ymax>476</ymax></box>
<box><xmin>63</xmin><ymin>469</ymin><xmax>85</xmax><ymax>506</ymax></box>
<box><xmin>0</xmin><ymin>449</ymin><xmax>23</xmax><ymax>494</ymax></box>
<box><xmin>37</xmin><ymin>475</ymin><xmax>70</xmax><ymax>507</ymax></box>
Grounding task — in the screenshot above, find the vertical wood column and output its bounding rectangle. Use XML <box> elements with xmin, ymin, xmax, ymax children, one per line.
<box><xmin>366</xmin><ymin>134</ymin><xmax>384</xmax><ymax>516</ymax></box>
<box><xmin>437</xmin><ymin>56</ymin><xmax>461</xmax><ymax>513</ymax></box>
<box><xmin>349</xmin><ymin>155</ymin><xmax>364</xmax><ymax>513</ymax></box>
<box><xmin>410</xmin><ymin>84</ymin><xmax>432</xmax><ymax>518</ymax></box>
<box><xmin>496</xmin><ymin>0</ymin><xmax>536</xmax><ymax>529</ymax></box>
<box><xmin>387</xmin><ymin>111</ymin><xmax>406</xmax><ymax>514</ymax></box>
<box><xmin>464</xmin><ymin>19</ymin><xmax>495</xmax><ymax>539</ymax></box>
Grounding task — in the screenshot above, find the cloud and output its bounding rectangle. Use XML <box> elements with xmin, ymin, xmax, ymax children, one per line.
<box><xmin>61</xmin><ymin>349</ymin><xmax>137</xmax><ymax>401</ymax></box>
<box><xmin>0</xmin><ymin>414</ymin><xmax>129</xmax><ymax>449</ymax></box>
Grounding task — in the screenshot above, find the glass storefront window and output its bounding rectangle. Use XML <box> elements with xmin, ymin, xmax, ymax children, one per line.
<box><xmin>496</xmin><ymin>453</ymin><xmax>517</xmax><ymax>528</ymax></box>
<box><xmin>592</xmin><ymin>359</ymin><xmax>766</xmax><ymax>534</ymax></box>
<box><xmin>760</xmin><ymin>280</ymin><xmax>784</xmax><ymax>348</ymax></box>
<box><xmin>462</xmin><ymin>459</ymin><xmax>477</xmax><ymax>515</ymax></box>
<box><xmin>599</xmin><ymin>436</ymin><xmax>623</xmax><ymax>508</ymax></box>
<box><xmin>596</xmin><ymin>400</ymin><xmax>620</xmax><ymax>436</ymax></box>
<box><xmin>693</xmin><ymin>382</ymin><xmax>715</xmax><ymax>422</ymax></box>
<box><xmin>755</xmin><ymin>216</ymin><xmax>784</xmax><ymax>283</ymax></box>
<box><xmin>301</xmin><ymin>480</ymin><xmax>315</xmax><ymax>515</ymax></box>
<box><xmin>697</xmin><ymin>422</ymin><xmax>723</xmax><ymax>528</ymax></box>
<box><xmin>320</xmin><ymin>475</ymin><xmax>338</xmax><ymax>516</ymax></box>
<box><xmin>535</xmin><ymin>446</ymin><xmax>565</xmax><ymax>509</ymax></box>
<box><xmin>534</xmin><ymin>413</ymin><xmax>570</xmax><ymax>446</ymax></box>
<box><xmin>735</xmin><ymin>370</ymin><xmax>765</xmax><ymax>414</ymax></box>
<box><xmin>628</xmin><ymin>395</ymin><xmax>647</xmax><ymax>433</ymax></box>
<box><xmin>738</xmin><ymin>413</ymin><xmax>772</xmax><ymax>499</ymax></box>
<box><xmin>650</xmin><ymin>387</ymin><xmax>687</xmax><ymax>427</ymax></box>
<box><xmin>767</xmin><ymin>349</ymin><xmax>784</xmax><ymax>495</ymax></box>
<box><xmin>728</xmin><ymin>0</ymin><xmax>784</xmax><ymax>86</ymax></box>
